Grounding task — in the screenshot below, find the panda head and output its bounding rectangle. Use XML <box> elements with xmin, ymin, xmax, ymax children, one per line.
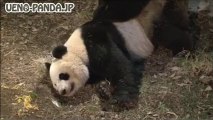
<box><xmin>46</xmin><ymin>45</ymin><xmax>89</xmax><ymax>96</ymax></box>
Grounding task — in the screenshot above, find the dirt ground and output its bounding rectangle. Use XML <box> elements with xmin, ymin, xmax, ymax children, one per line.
<box><xmin>1</xmin><ymin>0</ymin><xmax>213</xmax><ymax>120</ymax></box>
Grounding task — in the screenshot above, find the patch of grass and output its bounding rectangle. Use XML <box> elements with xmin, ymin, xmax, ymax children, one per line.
<box><xmin>179</xmin><ymin>51</ymin><xmax>213</xmax><ymax>77</ymax></box>
<box><xmin>29</xmin><ymin>92</ymin><xmax>38</xmax><ymax>100</ymax></box>
<box><xmin>180</xmin><ymin>80</ymin><xmax>213</xmax><ymax>119</ymax></box>
<box><xmin>172</xmin><ymin>50</ymin><xmax>213</xmax><ymax>119</ymax></box>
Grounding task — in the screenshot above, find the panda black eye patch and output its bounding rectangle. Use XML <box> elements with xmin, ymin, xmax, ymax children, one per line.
<box><xmin>52</xmin><ymin>45</ymin><xmax>67</xmax><ymax>59</ymax></box>
<box><xmin>59</xmin><ymin>73</ymin><xmax>70</xmax><ymax>80</ymax></box>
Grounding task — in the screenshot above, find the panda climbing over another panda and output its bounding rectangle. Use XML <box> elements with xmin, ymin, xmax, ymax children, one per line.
<box><xmin>45</xmin><ymin>0</ymin><xmax>199</xmax><ymax>110</ymax></box>
<box><xmin>94</xmin><ymin>0</ymin><xmax>198</xmax><ymax>55</ymax></box>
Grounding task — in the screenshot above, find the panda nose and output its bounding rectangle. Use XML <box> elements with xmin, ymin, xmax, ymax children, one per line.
<box><xmin>60</xmin><ymin>89</ymin><xmax>66</xmax><ymax>95</ymax></box>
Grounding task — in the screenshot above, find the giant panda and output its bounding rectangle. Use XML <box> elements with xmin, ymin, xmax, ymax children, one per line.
<box><xmin>46</xmin><ymin>19</ymin><xmax>152</xmax><ymax>109</ymax></box>
<box><xmin>93</xmin><ymin>0</ymin><xmax>196</xmax><ymax>55</ymax></box>
<box><xmin>45</xmin><ymin>0</ymin><xmax>197</xmax><ymax>110</ymax></box>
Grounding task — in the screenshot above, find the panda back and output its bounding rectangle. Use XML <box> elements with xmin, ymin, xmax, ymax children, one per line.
<box><xmin>113</xmin><ymin>19</ymin><xmax>154</xmax><ymax>59</ymax></box>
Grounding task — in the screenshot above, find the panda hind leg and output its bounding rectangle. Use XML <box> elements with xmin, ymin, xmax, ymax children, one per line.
<box><xmin>154</xmin><ymin>20</ymin><xmax>194</xmax><ymax>56</ymax></box>
<box><xmin>157</xmin><ymin>0</ymin><xmax>200</xmax><ymax>56</ymax></box>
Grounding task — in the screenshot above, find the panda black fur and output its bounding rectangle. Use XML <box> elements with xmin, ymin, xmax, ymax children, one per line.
<box><xmin>93</xmin><ymin>0</ymin><xmax>150</xmax><ymax>22</ymax></box>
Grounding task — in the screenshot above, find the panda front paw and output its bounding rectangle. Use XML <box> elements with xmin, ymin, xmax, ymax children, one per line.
<box><xmin>100</xmin><ymin>95</ymin><xmax>138</xmax><ymax>112</ymax></box>
<box><xmin>96</xmin><ymin>81</ymin><xmax>112</xmax><ymax>100</ymax></box>
<box><xmin>111</xmin><ymin>95</ymin><xmax>138</xmax><ymax>110</ymax></box>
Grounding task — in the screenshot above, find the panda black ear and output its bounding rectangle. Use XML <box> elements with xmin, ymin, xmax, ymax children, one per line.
<box><xmin>45</xmin><ymin>62</ymin><xmax>51</xmax><ymax>72</ymax></box>
<box><xmin>52</xmin><ymin>45</ymin><xmax>67</xmax><ymax>59</ymax></box>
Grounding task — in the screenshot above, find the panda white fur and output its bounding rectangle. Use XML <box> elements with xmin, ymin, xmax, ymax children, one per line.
<box><xmin>46</xmin><ymin>0</ymin><xmax>196</xmax><ymax>109</ymax></box>
<box><xmin>113</xmin><ymin>19</ymin><xmax>154</xmax><ymax>58</ymax></box>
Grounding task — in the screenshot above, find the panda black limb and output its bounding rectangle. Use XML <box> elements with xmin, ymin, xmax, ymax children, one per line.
<box><xmin>82</xmin><ymin>21</ymin><xmax>145</xmax><ymax>109</ymax></box>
